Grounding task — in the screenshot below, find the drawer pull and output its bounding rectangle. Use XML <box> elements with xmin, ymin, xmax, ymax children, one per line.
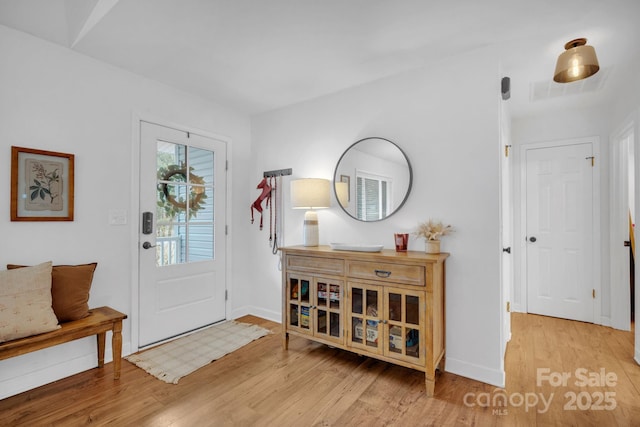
<box><xmin>375</xmin><ymin>269</ymin><xmax>392</xmax><ymax>278</ymax></box>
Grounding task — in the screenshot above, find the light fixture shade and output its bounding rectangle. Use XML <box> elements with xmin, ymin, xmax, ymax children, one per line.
<box><xmin>553</xmin><ymin>38</ymin><xmax>599</xmax><ymax>83</ymax></box>
<box><xmin>291</xmin><ymin>178</ymin><xmax>331</xmax><ymax>209</ymax></box>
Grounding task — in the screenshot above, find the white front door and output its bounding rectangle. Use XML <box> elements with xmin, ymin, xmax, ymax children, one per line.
<box><xmin>525</xmin><ymin>142</ymin><xmax>594</xmax><ymax>322</ymax></box>
<box><xmin>139</xmin><ymin>121</ymin><xmax>227</xmax><ymax>347</ymax></box>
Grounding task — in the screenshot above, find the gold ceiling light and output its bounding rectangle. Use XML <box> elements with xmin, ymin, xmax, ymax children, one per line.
<box><xmin>553</xmin><ymin>38</ymin><xmax>600</xmax><ymax>83</ymax></box>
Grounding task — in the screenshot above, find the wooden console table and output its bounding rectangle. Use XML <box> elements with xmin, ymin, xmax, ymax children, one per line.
<box><xmin>281</xmin><ymin>245</ymin><xmax>447</xmax><ymax>396</ymax></box>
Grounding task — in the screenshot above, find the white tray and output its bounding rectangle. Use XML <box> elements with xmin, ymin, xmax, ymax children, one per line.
<box><xmin>329</xmin><ymin>243</ymin><xmax>384</xmax><ymax>252</ymax></box>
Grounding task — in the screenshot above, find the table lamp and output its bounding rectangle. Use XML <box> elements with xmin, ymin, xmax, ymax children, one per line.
<box><xmin>291</xmin><ymin>178</ymin><xmax>331</xmax><ymax>246</ymax></box>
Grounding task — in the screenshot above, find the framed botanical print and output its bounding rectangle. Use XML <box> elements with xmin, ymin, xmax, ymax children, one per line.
<box><xmin>11</xmin><ymin>146</ymin><xmax>75</xmax><ymax>221</ymax></box>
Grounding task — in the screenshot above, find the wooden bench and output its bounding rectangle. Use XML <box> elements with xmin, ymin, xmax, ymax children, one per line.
<box><xmin>0</xmin><ymin>306</ymin><xmax>127</xmax><ymax>379</ymax></box>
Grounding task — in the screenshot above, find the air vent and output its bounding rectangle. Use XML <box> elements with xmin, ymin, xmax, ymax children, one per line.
<box><xmin>530</xmin><ymin>68</ymin><xmax>610</xmax><ymax>102</ymax></box>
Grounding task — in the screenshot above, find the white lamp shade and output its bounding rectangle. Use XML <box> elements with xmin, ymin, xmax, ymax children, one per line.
<box><xmin>290</xmin><ymin>178</ymin><xmax>330</xmax><ymax>246</ymax></box>
<box><xmin>291</xmin><ymin>178</ymin><xmax>331</xmax><ymax>209</ymax></box>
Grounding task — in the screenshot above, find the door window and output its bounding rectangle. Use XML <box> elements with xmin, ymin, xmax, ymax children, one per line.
<box><xmin>156</xmin><ymin>141</ymin><xmax>215</xmax><ymax>266</ymax></box>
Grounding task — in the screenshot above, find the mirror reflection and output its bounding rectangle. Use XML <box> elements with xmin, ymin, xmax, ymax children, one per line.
<box><xmin>333</xmin><ymin>137</ymin><xmax>412</xmax><ymax>221</ymax></box>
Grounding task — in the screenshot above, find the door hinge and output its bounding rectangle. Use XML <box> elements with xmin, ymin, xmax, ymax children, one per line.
<box><xmin>592</xmin><ymin>289</ymin><xmax>596</xmax><ymax>299</ymax></box>
<box><xmin>505</xmin><ymin>145</ymin><xmax>512</xmax><ymax>158</ymax></box>
<box><xmin>506</xmin><ymin>301</ymin><xmax>511</xmax><ymax>312</ymax></box>
<box><xmin>225</xmin><ymin>225</ymin><xmax>228</xmax><ymax>235</ymax></box>
<box><xmin>225</xmin><ymin>160</ymin><xmax>228</xmax><ymax>171</ymax></box>
<box><xmin>225</xmin><ymin>290</ymin><xmax>228</xmax><ymax>301</ymax></box>
<box><xmin>585</xmin><ymin>156</ymin><xmax>595</xmax><ymax>167</ymax></box>
<box><xmin>187</xmin><ymin>131</ymin><xmax>191</xmax><ymax>139</ymax></box>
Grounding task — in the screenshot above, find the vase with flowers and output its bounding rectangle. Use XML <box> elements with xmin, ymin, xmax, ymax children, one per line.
<box><xmin>413</xmin><ymin>219</ymin><xmax>453</xmax><ymax>254</ymax></box>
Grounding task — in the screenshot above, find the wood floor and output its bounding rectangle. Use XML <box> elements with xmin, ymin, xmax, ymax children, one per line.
<box><xmin>1</xmin><ymin>314</ymin><xmax>639</xmax><ymax>426</ymax></box>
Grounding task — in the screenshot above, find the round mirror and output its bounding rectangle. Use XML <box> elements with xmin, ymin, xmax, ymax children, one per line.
<box><xmin>334</xmin><ymin>137</ymin><xmax>412</xmax><ymax>221</ymax></box>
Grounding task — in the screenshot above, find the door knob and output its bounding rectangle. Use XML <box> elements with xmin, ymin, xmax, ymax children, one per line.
<box><xmin>529</xmin><ymin>236</ymin><xmax>537</xmax><ymax>243</ymax></box>
<box><xmin>142</xmin><ymin>241</ymin><xmax>156</xmax><ymax>249</ymax></box>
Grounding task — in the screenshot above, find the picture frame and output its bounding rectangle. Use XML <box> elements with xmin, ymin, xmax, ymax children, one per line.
<box><xmin>11</xmin><ymin>146</ymin><xmax>75</xmax><ymax>221</ymax></box>
<box><xmin>340</xmin><ymin>174</ymin><xmax>350</xmax><ymax>201</ymax></box>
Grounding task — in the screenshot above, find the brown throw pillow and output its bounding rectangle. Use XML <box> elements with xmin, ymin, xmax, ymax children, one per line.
<box><xmin>0</xmin><ymin>261</ymin><xmax>60</xmax><ymax>342</ymax></box>
<box><xmin>7</xmin><ymin>263</ymin><xmax>97</xmax><ymax>322</ymax></box>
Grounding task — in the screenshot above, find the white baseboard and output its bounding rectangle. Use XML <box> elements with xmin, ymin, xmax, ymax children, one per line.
<box><xmin>599</xmin><ymin>315</ymin><xmax>613</xmax><ymax>328</ymax></box>
<box><xmin>0</xmin><ymin>341</ymin><xmax>131</xmax><ymax>400</ymax></box>
<box><xmin>239</xmin><ymin>308</ymin><xmax>507</xmax><ymax>389</ymax></box>
<box><xmin>230</xmin><ymin>305</ymin><xmax>252</xmax><ymax>320</ymax></box>
<box><xmin>511</xmin><ymin>303</ymin><xmax>524</xmax><ymax>313</ymax></box>
<box><xmin>445</xmin><ymin>357</ymin><xmax>505</xmax><ymax>388</ymax></box>
<box><xmin>607</xmin><ymin>316</ymin><xmax>633</xmax><ymax>331</ymax></box>
<box><xmin>0</xmin><ymin>352</ymin><xmax>97</xmax><ymax>400</ymax></box>
<box><xmin>231</xmin><ymin>305</ymin><xmax>281</xmax><ymax>323</ymax></box>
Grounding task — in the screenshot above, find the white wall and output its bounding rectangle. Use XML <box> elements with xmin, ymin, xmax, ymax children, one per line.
<box><xmin>249</xmin><ymin>48</ymin><xmax>505</xmax><ymax>386</ymax></box>
<box><xmin>0</xmin><ymin>25</ymin><xmax>252</xmax><ymax>399</ymax></box>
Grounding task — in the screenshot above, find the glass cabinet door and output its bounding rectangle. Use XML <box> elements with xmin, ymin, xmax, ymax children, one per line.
<box><xmin>384</xmin><ymin>289</ymin><xmax>425</xmax><ymax>365</ymax></box>
<box><xmin>287</xmin><ymin>274</ymin><xmax>312</xmax><ymax>334</ymax></box>
<box><xmin>315</xmin><ymin>278</ymin><xmax>343</xmax><ymax>344</ymax></box>
<box><xmin>348</xmin><ymin>284</ymin><xmax>382</xmax><ymax>354</ymax></box>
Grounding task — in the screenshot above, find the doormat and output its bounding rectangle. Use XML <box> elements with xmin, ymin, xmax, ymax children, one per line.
<box><xmin>125</xmin><ymin>320</ymin><xmax>271</xmax><ymax>384</ymax></box>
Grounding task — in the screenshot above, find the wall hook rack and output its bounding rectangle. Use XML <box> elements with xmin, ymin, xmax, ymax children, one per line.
<box><xmin>263</xmin><ymin>168</ymin><xmax>292</xmax><ymax>178</ymax></box>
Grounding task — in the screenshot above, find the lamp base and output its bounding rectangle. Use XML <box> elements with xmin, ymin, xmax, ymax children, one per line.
<box><xmin>303</xmin><ymin>210</ymin><xmax>319</xmax><ymax>246</ymax></box>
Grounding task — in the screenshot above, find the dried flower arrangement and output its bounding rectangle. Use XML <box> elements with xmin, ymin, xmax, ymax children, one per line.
<box><xmin>413</xmin><ymin>219</ymin><xmax>454</xmax><ymax>241</ymax></box>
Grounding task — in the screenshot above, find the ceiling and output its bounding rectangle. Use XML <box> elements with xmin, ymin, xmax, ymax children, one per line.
<box><xmin>1</xmin><ymin>0</ymin><xmax>638</xmax><ymax>117</ymax></box>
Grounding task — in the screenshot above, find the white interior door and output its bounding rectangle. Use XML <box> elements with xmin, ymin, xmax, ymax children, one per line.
<box><xmin>525</xmin><ymin>142</ymin><xmax>594</xmax><ymax>322</ymax></box>
<box><xmin>500</xmin><ymin>103</ymin><xmax>512</xmax><ymax>359</ymax></box>
<box><xmin>139</xmin><ymin>121</ymin><xmax>227</xmax><ymax>347</ymax></box>
<box><xmin>501</xmin><ymin>141</ymin><xmax>513</xmax><ymax>356</ymax></box>
<box><xmin>610</xmin><ymin>129</ymin><xmax>633</xmax><ymax>330</ymax></box>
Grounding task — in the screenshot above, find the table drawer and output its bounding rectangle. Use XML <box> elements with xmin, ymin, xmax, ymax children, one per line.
<box><xmin>286</xmin><ymin>255</ymin><xmax>344</xmax><ymax>276</ymax></box>
<box><xmin>347</xmin><ymin>261</ymin><xmax>424</xmax><ymax>286</ymax></box>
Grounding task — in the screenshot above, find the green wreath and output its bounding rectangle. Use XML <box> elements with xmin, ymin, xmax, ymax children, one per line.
<box><xmin>157</xmin><ymin>164</ymin><xmax>207</xmax><ymax>219</ymax></box>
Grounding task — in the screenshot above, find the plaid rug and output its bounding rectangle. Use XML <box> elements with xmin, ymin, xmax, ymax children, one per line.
<box><xmin>125</xmin><ymin>320</ymin><xmax>271</xmax><ymax>384</ymax></box>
